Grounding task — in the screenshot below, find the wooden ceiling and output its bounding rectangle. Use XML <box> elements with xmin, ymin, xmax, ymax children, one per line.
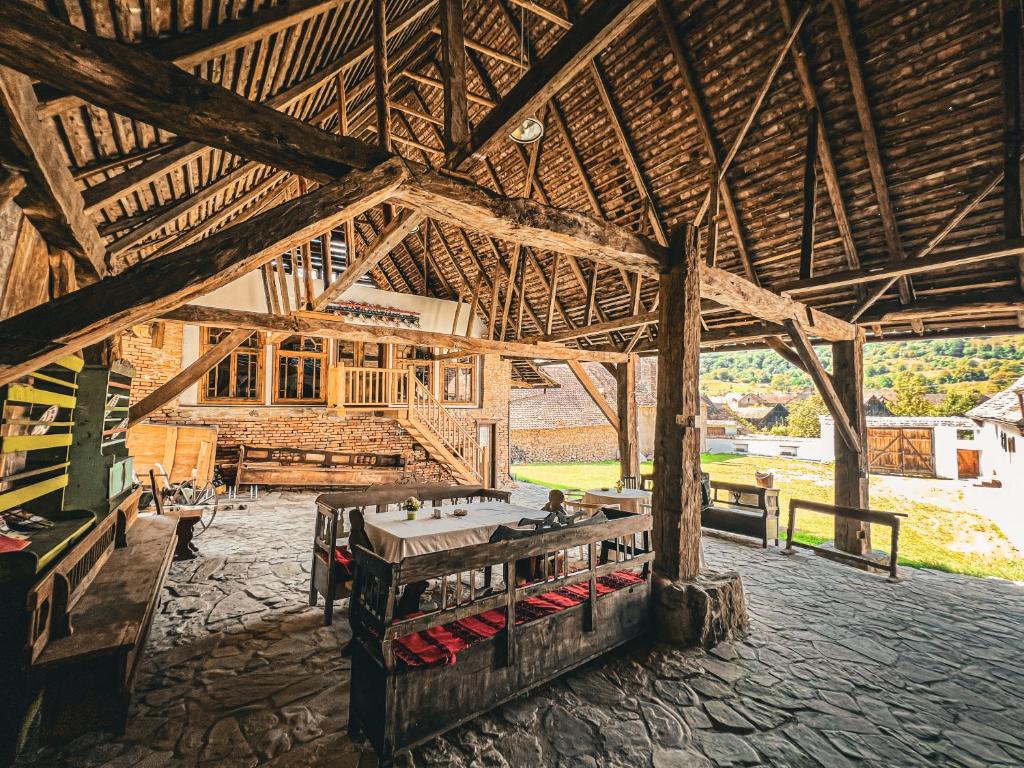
<box><xmin>10</xmin><ymin>0</ymin><xmax>1024</xmax><ymax>353</ymax></box>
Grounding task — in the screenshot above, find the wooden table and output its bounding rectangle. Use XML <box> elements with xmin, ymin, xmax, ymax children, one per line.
<box><xmin>582</xmin><ymin>488</ymin><xmax>651</xmax><ymax>515</ymax></box>
<box><xmin>363</xmin><ymin>501</ymin><xmax>537</xmax><ymax>562</ymax></box>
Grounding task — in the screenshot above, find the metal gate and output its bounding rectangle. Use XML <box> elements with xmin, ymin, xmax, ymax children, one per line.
<box><xmin>868</xmin><ymin>428</ymin><xmax>935</xmax><ymax>477</ymax></box>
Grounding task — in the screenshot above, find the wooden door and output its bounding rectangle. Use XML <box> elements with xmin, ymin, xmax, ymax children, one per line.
<box><xmin>957</xmin><ymin>449</ymin><xmax>980</xmax><ymax>479</ymax></box>
<box><xmin>477</xmin><ymin>423</ymin><xmax>496</xmax><ymax>488</ymax></box>
<box><xmin>868</xmin><ymin>428</ymin><xmax>935</xmax><ymax>477</ymax></box>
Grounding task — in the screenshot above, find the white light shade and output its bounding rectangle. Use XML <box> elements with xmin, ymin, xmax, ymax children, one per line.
<box><xmin>510</xmin><ymin>115</ymin><xmax>544</xmax><ymax>144</ymax></box>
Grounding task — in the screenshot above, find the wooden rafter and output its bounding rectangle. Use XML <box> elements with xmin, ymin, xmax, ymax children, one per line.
<box><xmin>0</xmin><ymin>69</ymin><xmax>106</xmax><ymax>278</ymax></box>
<box><xmin>566</xmin><ymin>360</ymin><xmax>620</xmax><ymax>430</ymax></box>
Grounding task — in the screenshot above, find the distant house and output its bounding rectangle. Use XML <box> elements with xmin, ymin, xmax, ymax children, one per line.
<box><xmin>967</xmin><ymin>375</ymin><xmax>1024</xmax><ymax>505</ymax></box>
<box><xmin>731</xmin><ymin>403</ymin><xmax>789</xmax><ymax>431</ymax></box>
<box><xmin>865</xmin><ymin>394</ymin><xmax>894</xmax><ymax>417</ymax></box>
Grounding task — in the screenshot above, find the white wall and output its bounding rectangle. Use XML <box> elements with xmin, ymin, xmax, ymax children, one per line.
<box><xmin>705</xmin><ymin>434</ymin><xmax>830</xmax><ymax>462</ymax></box>
<box><xmin>976</xmin><ymin>421</ymin><xmax>1024</xmax><ymax>508</ymax></box>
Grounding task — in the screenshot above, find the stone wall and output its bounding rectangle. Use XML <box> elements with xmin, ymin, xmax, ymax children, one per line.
<box><xmin>119</xmin><ymin>322</ymin><xmax>511</xmax><ymax>487</ymax></box>
<box><xmin>511</xmin><ymin>425</ymin><xmax>619</xmax><ymax>463</ymax></box>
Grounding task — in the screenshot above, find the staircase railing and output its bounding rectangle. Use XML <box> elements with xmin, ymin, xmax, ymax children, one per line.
<box><xmin>328</xmin><ymin>366</ymin><xmax>408</xmax><ymax>408</ymax></box>
<box><xmin>409</xmin><ymin>377</ymin><xmax>484</xmax><ymax>480</ymax></box>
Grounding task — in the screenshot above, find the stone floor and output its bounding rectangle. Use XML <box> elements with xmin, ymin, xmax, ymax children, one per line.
<box><xmin>17</xmin><ymin>486</ymin><xmax>1024</xmax><ymax>768</ymax></box>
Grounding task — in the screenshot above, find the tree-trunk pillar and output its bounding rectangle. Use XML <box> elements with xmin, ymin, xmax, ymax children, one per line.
<box><xmin>652</xmin><ymin>225</ymin><xmax>702</xmax><ymax>582</ymax></box>
<box><xmin>833</xmin><ymin>328</ymin><xmax>871</xmax><ymax>554</ymax></box>
<box><xmin>615</xmin><ymin>354</ymin><xmax>640</xmax><ymax>480</ymax></box>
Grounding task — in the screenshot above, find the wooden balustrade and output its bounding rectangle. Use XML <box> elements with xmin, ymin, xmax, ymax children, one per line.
<box><xmin>409</xmin><ymin>379</ymin><xmax>484</xmax><ymax>477</ymax></box>
<box><xmin>328</xmin><ymin>366</ymin><xmax>408</xmax><ymax>408</ymax></box>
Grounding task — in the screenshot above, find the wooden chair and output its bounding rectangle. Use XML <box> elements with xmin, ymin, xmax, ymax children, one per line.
<box><xmin>620</xmin><ymin>475</ymin><xmax>640</xmax><ymax>489</ymax></box>
<box><xmin>640</xmin><ymin>473</ymin><xmax>654</xmax><ymax>491</ymax></box>
<box><xmin>309</xmin><ymin>506</ymin><xmax>362</xmax><ymax>626</ymax></box>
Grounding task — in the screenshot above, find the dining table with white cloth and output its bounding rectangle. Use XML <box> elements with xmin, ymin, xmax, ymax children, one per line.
<box><xmin>581</xmin><ymin>488</ymin><xmax>651</xmax><ymax>515</ymax></box>
<box><xmin>361</xmin><ymin>501</ymin><xmax>540</xmax><ymax>563</ymax></box>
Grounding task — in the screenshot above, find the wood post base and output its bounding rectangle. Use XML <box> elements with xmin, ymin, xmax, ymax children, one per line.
<box><xmin>651</xmin><ymin>571</ymin><xmax>748</xmax><ymax>649</ymax></box>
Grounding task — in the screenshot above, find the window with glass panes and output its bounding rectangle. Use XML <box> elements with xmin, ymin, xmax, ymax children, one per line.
<box><xmin>395</xmin><ymin>344</ymin><xmax>433</xmax><ymax>388</ymax></box>
<box><xmin>440</xmin><ymin>356</ymin><xmax>477</xmax><ymax>404</ymax></box>
<box><xmin>200</xmin><ymin>329</ymin><xmax>263</xmax><ymax>403</ymax></box>
<box><xmin>273</xmin><ymin>336</ymin><xmax>326</xmax><ymax>403</ymax></box>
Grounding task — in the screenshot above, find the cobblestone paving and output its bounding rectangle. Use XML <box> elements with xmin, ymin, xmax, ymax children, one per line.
<box><xmin>18</xmin><ymin>486</ymin><xmax>1024</xmax><ymax>768</ymax></box>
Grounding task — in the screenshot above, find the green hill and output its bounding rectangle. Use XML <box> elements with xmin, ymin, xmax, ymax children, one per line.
<box><xmin>700</xmin><ymin>335</ymin><xmax>1024</xmax><ymax>402</ymax></box>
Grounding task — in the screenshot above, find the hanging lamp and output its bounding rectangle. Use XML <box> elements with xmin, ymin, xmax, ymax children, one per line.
<box><xmin>509</xmin><ymin>5</ymin><xmax>543</xmax><ymax>145</ymax></box>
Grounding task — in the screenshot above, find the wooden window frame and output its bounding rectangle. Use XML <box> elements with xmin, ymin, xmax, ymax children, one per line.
<box><xmin>439</xmin><ymin>354</ymin><xmax>479</xmax><ymax>406</ymax></box>
<box><xmin>197</xmin><ymin>328</ymin><xmax>265</xmax><ymax>404</ymax></box>
<box><xmin>272</xmin><ymin>335</ymin><xmax>328</xmax><ymax>405</ymax></box>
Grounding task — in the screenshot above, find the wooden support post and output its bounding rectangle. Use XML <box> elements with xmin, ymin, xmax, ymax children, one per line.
<box><xmin>439</xmin><ymin>0</ymin><xmax>469</xmax><ymax>154</ymax></box>
<box><xmin>832</xmin><ymin>330</ymin><xmax>870</xmax><ymax>556</ymax></box>
<box><xmin>546</xmin><ymin>253</ymin><xmax>561</xmax><ymax>335</ymax></box>
<box><xmin>615</xmin><ymin>354</ymin><xmax>640</xmax><ymax>480</ymax></box>
<box><xmin>652</xmin><ymin>225</ymin><xmax>701</xmax><ymax>582</ymax></box>
<box><xmin>799</xmin><ymin>108</ymin><xmax>818</xmax><ymax>280</ymax></box>
<box><xmin>705</xmin><ymin>167</ymin><xmax>719</xmax><ymax>267</ymax></box>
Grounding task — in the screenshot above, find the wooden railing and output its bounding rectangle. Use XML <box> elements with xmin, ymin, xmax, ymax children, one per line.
<box><xmin>328</xmin><ymin>366</ymin><xmax>408</xmax><ymax>408</ymax></box>
<box><xmin>409</xmin><ymin>378</ymin><xmax>483</xmax><ymax>479</ymax></box>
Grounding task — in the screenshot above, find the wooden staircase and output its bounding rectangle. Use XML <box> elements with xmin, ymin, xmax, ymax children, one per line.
<box><xmin>398</xmin><ymin>379</ymin><xmax>483</xmax><ymax>485</ymax></box>
<box><xmin>327</xmin><ymin>366</ymin><xmax>483</xmax><ymax>484</ymax></box>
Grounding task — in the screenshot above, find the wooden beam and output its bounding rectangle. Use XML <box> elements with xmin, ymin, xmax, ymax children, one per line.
<box><xmin>1004</xmin><ymin>0</ymin><xmax>1024</xmax><ymax>289</ymax></box>
<box><xmin>453</xmin><ymin>0</ymin><xmax>656</xmax><ymax>167</ymax></box>
<box><xmin>614</xmin><ymin>355</ymin><xmax>640</xmax><ymax>479</ymax></box>
<box><xmin>429</xmin><ymin>27</ymin><xmax>526</xmax><ymax>70</ymax></box>
<box><xmin>439</xmin><ymin>0</ymin><xmax>469</xmax><ymax>153</ymax></box>
<box><xmin>126</xmin><ymin>327</ymin><xmax>254</xmax><ymax>427</ymax></box>
<box><xmin>778</xmin><ymin>0</ymin><xmax>860</xmax><ymax>272</ymax></box>
<box><xmin>799</xmin><ymin>108</ymin><xmax>819</xmax><ymax>280</ymax></box>
<box><xmin>506</xmin><ymin>0</ymin><xmax>572</xmax><ymax>29</ymax></box>
<box><xmin>36</xmin><ymin>0</ymin><xmax>345</xmax><ymax>117</ymax></box>
<box><xmin>656</xmin><ymin>0</ymin><xmax>757</xmax><ymax>282</ymax></box>
<box><xmin>765</xmin><ymin>335</ymin><xmax>808</xmax><ymax>374</ymax></box>
<box><xmin>832</xmin><ymin>330</ymin><xmax>870</xmax><ymax>554</ymax></box>
<box><xmin>566</xmin><ymin>360</ymin><xmax>620</xmax><ymax>430</ymax></box>
<box><xmin>535</xmin><ymin>310</ymin><xmax>659</xmax><ymax>343</ymax></box>
<box><xmin>830</xmin><ymin>0</ymin><xmax>912</xmax><ymax>303</ymax></box>
<box><xmin>781</xmin><ymin>238</ymin><xmax>1024</xmax><ymax>295</ymax></box>
<box><xmin>0</xmin><ymin>161</ymin><xmax>406</xmax><ymax>385</ymax></box>
<box><xmin>400</xmin><ymin>71</ymin><xmax>496</xmax><ymax>107</ymax></box>
<box><xmin>372</xmin><ymin>0</ymin><xmax>393</xmax><ymax>154</ymax></box>
<box><xmin>783</xmin><ymin>319</ymin><xmax>860</xmax><ymax>454</ymax></box>
<box><xmin>651</xmin><ymin>225</ymin><xmax>702</xmax><ymax>581</ymax></box>
<box><xmin>312</xmin><ymin>209</ymin><xmax>425</xmax><ymax>309</ymax></box>
<box><xmin>165</xmin><ymin>305</ymin><xmax>629</xmax><ymax>363</ymax></box>
<box><xmin>0</xmin><ymin>68</ymin><xmax>106</xmax><ymax>279</ymax></box>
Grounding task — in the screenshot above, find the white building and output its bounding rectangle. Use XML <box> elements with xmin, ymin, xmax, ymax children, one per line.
<box><xmin>967</xmin><ymin>375</ymin><xmax>1024</xmax><ymax>510</ymax></box>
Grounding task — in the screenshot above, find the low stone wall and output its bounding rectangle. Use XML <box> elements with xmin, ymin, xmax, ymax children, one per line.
<box><xmin>512</xmin><ymin>425</ymin><xmax>619</xmax><ymax>463</ymax></box>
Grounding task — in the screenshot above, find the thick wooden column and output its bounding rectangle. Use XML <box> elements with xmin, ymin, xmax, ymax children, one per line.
<box><xmin>439</xmin><ymin>0</ymin><xmax>468</xmax><ymax>154</ymax></box>
<box><xmin>614</xmin><ymin>354</ymin><xmax>640</xmax><ymax>480</ymax></box>
<box><xmin>651</xmin><ymin>225</ymin><xmax>702</xmax><ymax>582</ymax></box>
<box><xmin>832</xmin><ymin>329</ymin><xmax>871</xmax><ymax>554</ymax></box>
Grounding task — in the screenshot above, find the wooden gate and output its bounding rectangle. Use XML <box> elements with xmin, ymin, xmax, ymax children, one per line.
<box><xmin>868</xmin><ymin>428</ymin><xmax>935</xmax><ymax>477</ymax></box>
<box><xmin>956</xmin><ymin>448</ymin><xmax>980</xmax><ymax>479</ymax></box>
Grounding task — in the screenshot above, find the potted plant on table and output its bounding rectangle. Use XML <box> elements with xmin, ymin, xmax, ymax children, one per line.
<box><xmin>402</xmin><ymin>496</ymin><xmax>422</xmax><ymax>520</ymax></box>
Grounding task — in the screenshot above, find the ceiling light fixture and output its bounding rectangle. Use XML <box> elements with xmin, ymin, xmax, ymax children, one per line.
<box><xmin>509</xmin><ymin>5</ymin><xmax>543</xmax><ymax>145</ymax></box>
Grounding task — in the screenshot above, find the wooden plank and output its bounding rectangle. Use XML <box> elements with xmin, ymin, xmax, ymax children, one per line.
<box><xmin>566</xmin><ymin>359</ymin><xmax>619</xmax><ymax>430</ymax></box>
<box><xmin>651</xmin><ymin>226</ymin><xmax>701</xmax><ymax>581</ymax></box>
<box><xmin>0</xmin><ymin>161</ymin><xmax>406</xmax><ymax>385</ymax></box>
<box><xmin>1003</xmin><ymin>0</ymin><xmax>1024</xmax><ymax>289</ymax></box>
<box><xmin>830</xmin><ymin>0</ymin><xmax>911</xmax><ymax>303</ymax></box>
<box><xmin>783</xmin><ymin>319</ymin><xmax>860</xmax><ymax>453</ymax></box>
<box><xmin>372</xmin><ymin>0</ymin><xmax>392</xmax><ymax>153</ymax></box>
<box><xmin>439</xmin><ymin>0</ymin><xmax>469</xmax><ymax>153</ymax></box>
<box><xmin>452</xmin><ymin>0</ymin><xmax>657</xmax><ymax>167</ymax></box>
<box><xmin>0</xmin><ymin>69</ymin><xmax>106</xmax><ymax>278</ymax></box>
<box><xmin>780</xmin><ymin>238</ymin><xmax>1024</xmax><ymax>295</ymax></box>
<box><xmin>126</xmin><ymin>328</ymin><xmax>254</xmax><ymax>427</ymax></box>
<box><xmin>164</xmin><ymin>304</ymin><xmax>629</xmax><ymax>363</ymax></box>
<box><xmin>799</xmin><ymin>108</ymin><xmax>818</xmax><ymax>280</ymax></box>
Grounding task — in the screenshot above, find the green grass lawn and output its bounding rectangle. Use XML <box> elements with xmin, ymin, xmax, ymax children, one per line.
<box><xmin>512</xmin><ymin>456</ymin><xmax>1024</xmax><ymax>582</ymax></box>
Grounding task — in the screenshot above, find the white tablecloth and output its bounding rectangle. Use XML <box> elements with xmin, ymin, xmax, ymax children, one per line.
<box><xmin>582</xmin><ymin>488</ymin><xmax>651</xmax><ymax>514</ymax></box>
<box><xmin>363</xmin><ymin>501</ymin><xmax>539</xmax><ymax>562</ymax></box>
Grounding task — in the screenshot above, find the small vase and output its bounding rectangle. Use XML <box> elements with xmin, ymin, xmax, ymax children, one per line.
<box><xmin>406</xmin><ymin>509</ymin><xmax>417</xmax><ymax>520</ymax></box>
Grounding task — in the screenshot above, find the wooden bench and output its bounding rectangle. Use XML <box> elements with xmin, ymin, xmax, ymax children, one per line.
<box><xmin>33</xmin><ymin>513</ymin><xmax>176</xmax><ymax>743</ymax></box>
<box><xmin>234</xmin><ymin>444</ymin><xmax>405</xmax><ymax>496</ymax></box>
<box><xmin>784</xmin><ymin>498</ymin><xmax>905</xmax><ymax>581</ymax></box>
<box><xmin>348</xmin><ymin>510</ymin><xmax>652</xmax><ymax>764</ymax></box>
<box><xmin>700</xmin><ymin>474</ymin><xmax>780</xmax><ymax>548</ymax></box>
<box><xmin>310</xmin><ymin>483</ymin><xmax>512</xmax><ymax>625</ymax></box>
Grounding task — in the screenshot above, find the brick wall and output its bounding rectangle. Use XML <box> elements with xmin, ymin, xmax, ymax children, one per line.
<box><xmin>512</xmin><ymin>425</ymin><xmax>619</xmax><ymax>463</ymax></box>
<box><xmin>119</xmin><ymin>322</ymin><xmax>511</xmax><ymax>487</ymax></box>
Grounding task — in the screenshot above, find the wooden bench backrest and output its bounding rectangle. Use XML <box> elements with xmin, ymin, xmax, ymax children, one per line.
<box><xmin>709</xmin><ymin>480</ymin><xmax>779</xmax><ymax>513</ymax></box>
<box><xmin>239</xmin><ymin>444</ymin><xmax>404</xmax><ymax>468</ymax></box>
<box><xmin>351</xmin><ymin>512</ymin><xmax>653</xmax><ymax>652</ymax></box>
<box><xmin>316</xmin><ymin>484</ymin><xmax>509</xmax><ymax>511</ymax></box>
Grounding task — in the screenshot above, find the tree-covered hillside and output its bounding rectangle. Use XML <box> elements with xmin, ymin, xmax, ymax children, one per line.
<box><xmin>700</xmin><ymin>335</ymin><xmax>1024</xmax><ymax>398</ymax></box>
